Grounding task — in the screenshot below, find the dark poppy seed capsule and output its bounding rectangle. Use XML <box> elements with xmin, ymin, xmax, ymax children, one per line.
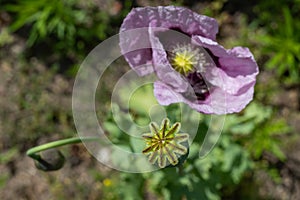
<box><xmin>142</xmin><ymin>118</ymin><xmax>189</xmax><ymax>168</ymax></box>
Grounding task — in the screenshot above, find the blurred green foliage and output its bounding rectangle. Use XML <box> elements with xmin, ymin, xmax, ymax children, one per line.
<box><xmin>100</xmin><ymin>84</ymin><xmax>290</xmax><ymax>199</ymax></box>
<box><xmin>256</xmin><ymin>6</ymin><xmax>300</xmax><ymax>85</ymax></box>
<box><xmin>224</xmin><ymin>103</ymin><xmax>290</xmax><ymax>161</ymax></box>
<box><xmin>4</xmin><ymin>0</ymin><xmax>132</xmax><ymax>67</ymax></box>
<box><xmin>221</xmin><ymin>0</ymin><xmax>300</xmax><ymax>86</ymax></box>
<box><xmin>6</xmin><ymin>0</ymin><xmax>88</xmax><ymax>46</ymax></box>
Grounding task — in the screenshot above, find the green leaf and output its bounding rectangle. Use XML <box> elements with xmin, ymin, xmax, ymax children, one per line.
<box><xmin>283</xmin><ymin>7</ymin><xmax>293</xmax><ymax>37</ymax></box>
<box><xmin>224</xmin><ymin>102</ymin><xmax>272</xmax><ymax>135</ymax></box>
<box><xmin>195</xmin><ymin>158</ymin><xmax>212</xmax><ymax>180</ymax></box>
<box><xmin>222</xmin><ymin>144</ymin><xmax>241</xmax><ymax>172</ymax></box>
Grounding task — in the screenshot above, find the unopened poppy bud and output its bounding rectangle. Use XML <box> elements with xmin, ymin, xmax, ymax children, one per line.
<box><xmin>34</xmin><ymin>149</ymin><xmax>65</xmax><ymax>171</ymax></box>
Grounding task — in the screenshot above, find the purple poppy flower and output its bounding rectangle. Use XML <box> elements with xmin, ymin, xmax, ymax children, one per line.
<box><xmin>119</xmin><ymin>6</ymin><xmax>259</xmax><ymax>114</ymax></box>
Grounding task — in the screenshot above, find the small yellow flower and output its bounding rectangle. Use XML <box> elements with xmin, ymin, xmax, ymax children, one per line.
<box><xmin>103</xmin><ymin>178</ymin><xmax>112</xmax><ymax>187</ymax></box>
<box><xmin>142</xmin><ymin>118</ymin><xmax>189</xmax><ymax>168</ymax></box>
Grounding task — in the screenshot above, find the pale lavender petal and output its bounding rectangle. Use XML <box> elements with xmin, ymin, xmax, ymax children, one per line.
<box><xmin>119</xmin><ymin>28</ymin><xmax>153</xmax><ymax>76</ymax></box>
<box><xmin>154</xmin><ymin>81</ymin><xmax>220</xmax><ymax>114</ymax></box>
<box><xmin>120</xmin><ymin>6</ymin><xmax>258</xmax><ymax>114</ymax></box>
<box><xmin>121</xmin><ymin>6</ymin><xmax>218</xmax><ymax>38</ymax></box>
<box><xmin>184</xmin><ymin>83</ymin><xmax>254</xmax><ymax>114</ymax></box>
<box><xmin>205</xmin><ymin>82</ymin><xmax>255</xmax><ymax>114</ymax></box>
<box><xmin>154</xmin><ymin>80</ymin><xmax>255</xmax><ymax>115</ymax></box>
<box><xmin>149</xmin><ymin>27</ymin><xmax>189</xmax><ymax>92</ymax></box>
<box><xmin>120</xmin><ymin>6</ymin><xmax>219</xmax><ymax>75</ymax></box>
<box><xmin>153</xmin><ymin>81</ymin><xmax>183</xmax><ymax>105</ymax></box>
<box><xmin>192</xmin><ymin>35</ymin><xmax>259</xmax><ymax>95</ymax></box>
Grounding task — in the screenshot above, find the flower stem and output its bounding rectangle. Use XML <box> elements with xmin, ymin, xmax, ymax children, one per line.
<box><xmin>26</xmin><ymin>137</ymin><xmax>98</xmax><ymax>160</ymax></box>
